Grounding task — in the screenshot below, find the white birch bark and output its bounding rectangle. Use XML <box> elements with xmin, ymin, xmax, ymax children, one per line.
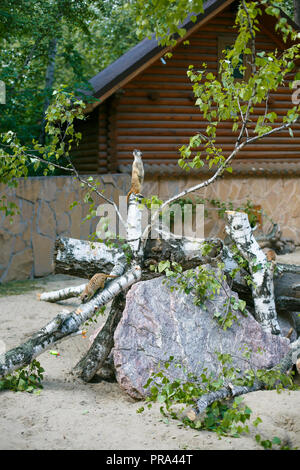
<box><xmin>40</xmin><ymin>238</ymin><xmax>128</xmax><ymax>302</ymax></box>
<box><xmin>127</xmin><ymin>194</ymin><xmax>144</xmax><ymax>262</ymax></box>
<box><xmin>225</xmin><ymin>211</ymin><xmax>281</xmax><ymax>335</ymax></box>
<box><xmin>55</xmin><ymin>237</ymin><xmax>126</xmax><ymax>275</ymax></box>
<box><xmin>72</xmin><ymin>193</ymin><xmax>146</xmax><ymax>381</ymax></box>
<box><xmin>38</xmin><ymin>284</ymin><xmax>86</xmax><ymax>302</ymax></box>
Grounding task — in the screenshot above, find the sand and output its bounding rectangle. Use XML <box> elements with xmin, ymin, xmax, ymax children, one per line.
<box><xmin>0</xmin><ymin>273</ymin><xmax>300</xmax><ymax>450</ymax></box>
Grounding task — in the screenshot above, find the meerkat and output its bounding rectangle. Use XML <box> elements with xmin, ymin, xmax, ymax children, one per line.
<box><xmin>127</xmin><ymin>149</ymin><xmax>144</xmax><ymax>202</ymax></box>
<box><xmin>262</xmin><ymin>248</ymin><xmax>276</xmax><ymax>263</ymax></box>
<box><xmin>80</xmin><ymin>273</ymin><xmax>117</xmax><ymax>303</ymax></box>
<box><xmin>265</xmin><ymin>249</ymin><xmax>276</xmax><ymax>262</ymax></box>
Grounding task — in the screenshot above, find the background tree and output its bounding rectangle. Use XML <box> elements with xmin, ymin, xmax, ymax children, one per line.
<box><xmin>0</xmin><ymin>0</ymin><xmax>138</xmax><ymax>159</ymax></box>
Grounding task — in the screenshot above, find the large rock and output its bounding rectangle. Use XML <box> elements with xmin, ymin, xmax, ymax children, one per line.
<box><xmin>113</xmin><ymin>270</ymin><xmax>290</xmax><ymax>399</ymax></box>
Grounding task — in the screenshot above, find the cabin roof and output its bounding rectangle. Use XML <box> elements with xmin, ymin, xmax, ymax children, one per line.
<box><xmin>87</xmin><ymin>0</ymin><xmax>299</xmax><ymax>107</ymax></box>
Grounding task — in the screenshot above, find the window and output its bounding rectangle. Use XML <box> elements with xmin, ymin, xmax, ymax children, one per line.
<box><xmin>218</xmin><ymin>35</ymin><xmax>250</xmax><ymax>81</ymax></box>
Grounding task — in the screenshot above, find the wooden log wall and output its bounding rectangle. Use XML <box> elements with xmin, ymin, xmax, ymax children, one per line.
<box><xmin>72</xmin><ymin>6</ymin><xmax>300</xmax><ymax>173</ymax></box>
<box><xmin>71</xmin><ymin>105</ymin><xmax>108</xmax><ymax>174</ymax></box>
<box><xmin>114</xmin><ymin>8</ymin><xmax>300</xmax><ymax>168</ymax></box>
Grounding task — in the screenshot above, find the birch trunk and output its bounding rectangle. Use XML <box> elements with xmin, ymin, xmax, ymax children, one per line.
<box><xmin>55</xmin><ymin>237</ymin><xmax>127</xmax><ymax>279</ymax></box>
<box><xmin>225</xmin><ymin>211</ymin><xmax>281</xmax><ymax>335</ymax></box>
<box><xmin>73</xmin><ymin>292</ymin><xmax>126</xmax><ymax>382</ymax></box>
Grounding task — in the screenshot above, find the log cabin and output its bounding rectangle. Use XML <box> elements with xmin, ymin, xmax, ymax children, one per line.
<box><xmin>71</xmin><ymin>0</ymin><xmax>300</xmax><ymax>243</ymax></box>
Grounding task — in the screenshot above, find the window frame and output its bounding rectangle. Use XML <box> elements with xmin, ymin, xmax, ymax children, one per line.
<box><xmin>217</xmin><ymin>34</ymin><xmax>251</xmax><ymax>82</ymax></box>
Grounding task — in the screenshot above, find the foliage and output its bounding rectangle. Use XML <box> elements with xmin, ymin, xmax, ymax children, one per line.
<box><xmin>130</xmin><ymin>0</ymin><xmax>300</xmax><ymax>176</ymax></box>
<box><xmin>168</xmin><ymin>196</ymin><xmax>267</xmax><ymax>228</ymax></box>
<box><xmin>0</xmin><ymin>359</ymin><xmax>44</xmax><ymax>393</ymax></box>
<box><xmin>0</xmin><ymin>0</ymin><xmax>139</xmax><ymax>151</ymax></box>
<box><xmin>0</xmin><ymin>87</ymin><xmax>85</xmax><ymax>214</ymax></box>
<box><xmin>128</xmin><ymin>0</ymin><xmax>297</xmax><ymax>47</ymax></box>
<box><xmin>255</xmin><ymin>433</ymin><xmax>297</xmax><ymax>450</ymax></box>
<box><xmin>139</xmin><ymin>351</ymin><xmax>297</xmax><ymax>439</ymax></box>
<box><xmin>207</xmin><ymin>198</ymin><xmax>263</xmax><ymax>228</ymax></box>
<box><xmin>0</xmin><ymin>0</ymin><xmax>101</xmax><ymax>143</ymax></box>
<box><xmin>84</xmin><ymin>305</ymin><xmax>106</xmax><ymax>327</ymax></box>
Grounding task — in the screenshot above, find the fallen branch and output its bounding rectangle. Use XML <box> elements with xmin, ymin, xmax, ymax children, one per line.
<box><xmin>255</xmin><ymin>223</ymin><xmax>296</xmax><ymax>254</ymax></box>
<box><xmin>186</xmin><ymin>336</ymin><xmax>300</xmax><ymax>421</ymax></box>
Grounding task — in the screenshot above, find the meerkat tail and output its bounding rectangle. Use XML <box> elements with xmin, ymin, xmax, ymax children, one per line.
<box><xmin>127</xmin><ymin>189</ymin><xmax>133</xmax><ymax>202</ymax></box>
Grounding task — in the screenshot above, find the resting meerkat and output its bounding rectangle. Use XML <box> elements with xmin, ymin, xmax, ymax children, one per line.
<box><xmin>80</xmin><ymin>273</ymin><xmax>117</xmax><ymax>303</ymax></box>
<box><xmin>265</xmin><ymin>249</ymin><xmax>276</xmax><ymax>262</ymax></box>
<box><xmin>127</xmin><ymin>149</ymin><xmax>144</xmax><ymax>202</ymax></box>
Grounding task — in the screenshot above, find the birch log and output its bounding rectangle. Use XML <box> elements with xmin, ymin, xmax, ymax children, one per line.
<box><xmin>225</xmin><ymin>211</ymin><xmax>281</xmax><ymax>335</ymax></box>
<box><xmin>54</xmin><ymin>237</ymin><xmax>127</xmax><ymax>279</ymax></box>
<box><xmin>53</xmin><ymin>236</ymin><xmax>300</xmax><ymax>310</ymax></box>
<box><xmin>0</xmin><ymin>266</ymin><xmax>141</xmax><ymax>379</ymax></box>
<box><xmin>40</xmin><ymin>245</ymin><xmax>127</xmax><ymax>303</ymax></box>
<box><xmin>73</xmin><ymin>292</ymin><xmax>126</xmax><ymax>382</ymax></box>
<box><xmin>38</xmin><ymin>284</ymin><xmax>86</xmax><ymax>302</ymax></box>
<box><xmin>54</xmin><ymin>236</ymin><xmax>222</xmax><ymax>278</ymax></box>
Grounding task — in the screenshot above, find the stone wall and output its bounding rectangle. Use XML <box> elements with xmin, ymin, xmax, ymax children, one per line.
<box><xmin>144</xmin><ymin>175</ymin><xmax>300</xmax><ymax>243</ymax></box>
<box><xmin>0</xmin><ymin>174</ymin><xmax>299</xmax><ymax>282</ymax></box>
<box><xmin>0</xmin><ymin>175</ymin><xmax>130</xmax><ymax>282</ymax></box>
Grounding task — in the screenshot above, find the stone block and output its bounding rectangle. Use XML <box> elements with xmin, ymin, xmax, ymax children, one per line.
<box><xmin>32</xmin><ymin>233</ymin><xmax>54</xmax><ymax>277</ymax></box>
<box><xmin>38</xmin><ymin>178</ymin><xmax>57</xmax><ymax>202</ymax></box>
<box><xmin>0</xmin><ymin>231</ymin><xmax>14</xmax><ymax>266</ymax></box>
<box><xmin>114</xmin><ymin>271</ymin><xmax>290</xmax><ymax>399</ymax></box>
<box><xmin>5</xmin><ymin>248</ymin><xmax>33</xmax><ymax>281</ymax></box>
<box><xmin>56</xmin><ymin>212</ymin><xmax>71</xmax><ymax>234</ymax></box>
<box><xmin>37</xmin><ymin>201</ymin><xmax>56</xmax><ymax>238</ymax></box>
<box><xmin>15</xmin><ymin>178</ymin><xmax>40</xmax><ymax>202</ymax></box>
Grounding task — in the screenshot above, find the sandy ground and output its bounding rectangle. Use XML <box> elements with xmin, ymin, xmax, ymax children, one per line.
<box><xmin>0</xmin><ymin>272</ymin><xmax>300</xmax><ymax>451</ymax></box>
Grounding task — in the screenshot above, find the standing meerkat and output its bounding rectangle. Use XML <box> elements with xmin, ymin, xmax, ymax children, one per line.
<box><xmin>80</xmin><ymin>273</ymin><xmax>117</xmax><ymax>303</ymax></box>
<box><xmin>127</xmin><ymin>149</ymin><xmax>144</xmax><ymax>202</ymax></box>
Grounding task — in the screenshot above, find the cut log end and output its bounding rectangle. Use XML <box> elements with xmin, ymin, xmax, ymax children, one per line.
<box><xmin>185</xmin><ymin>409</ymin><xmax>197</xmax><ymax>422</ymax></box>
<box><xmin>225</xmin><ymin>210</ymin><xmax>237</xmax><ymax>215</ymax></box>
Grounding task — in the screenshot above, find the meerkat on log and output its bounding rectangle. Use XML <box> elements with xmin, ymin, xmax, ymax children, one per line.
<box><xmin>127</xmin><ymin>149</ymin><xmax>144</xmax><ymax>202</ymax></box>
<box><xmin>264</xmin><ymin>248</ymin><xmax>276</xmax><ymax>262</ymax></box>
<box><xmin>80</xmin><ymin>273</ymin><xmax>117</xmax><ymax>303</ymax></box>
